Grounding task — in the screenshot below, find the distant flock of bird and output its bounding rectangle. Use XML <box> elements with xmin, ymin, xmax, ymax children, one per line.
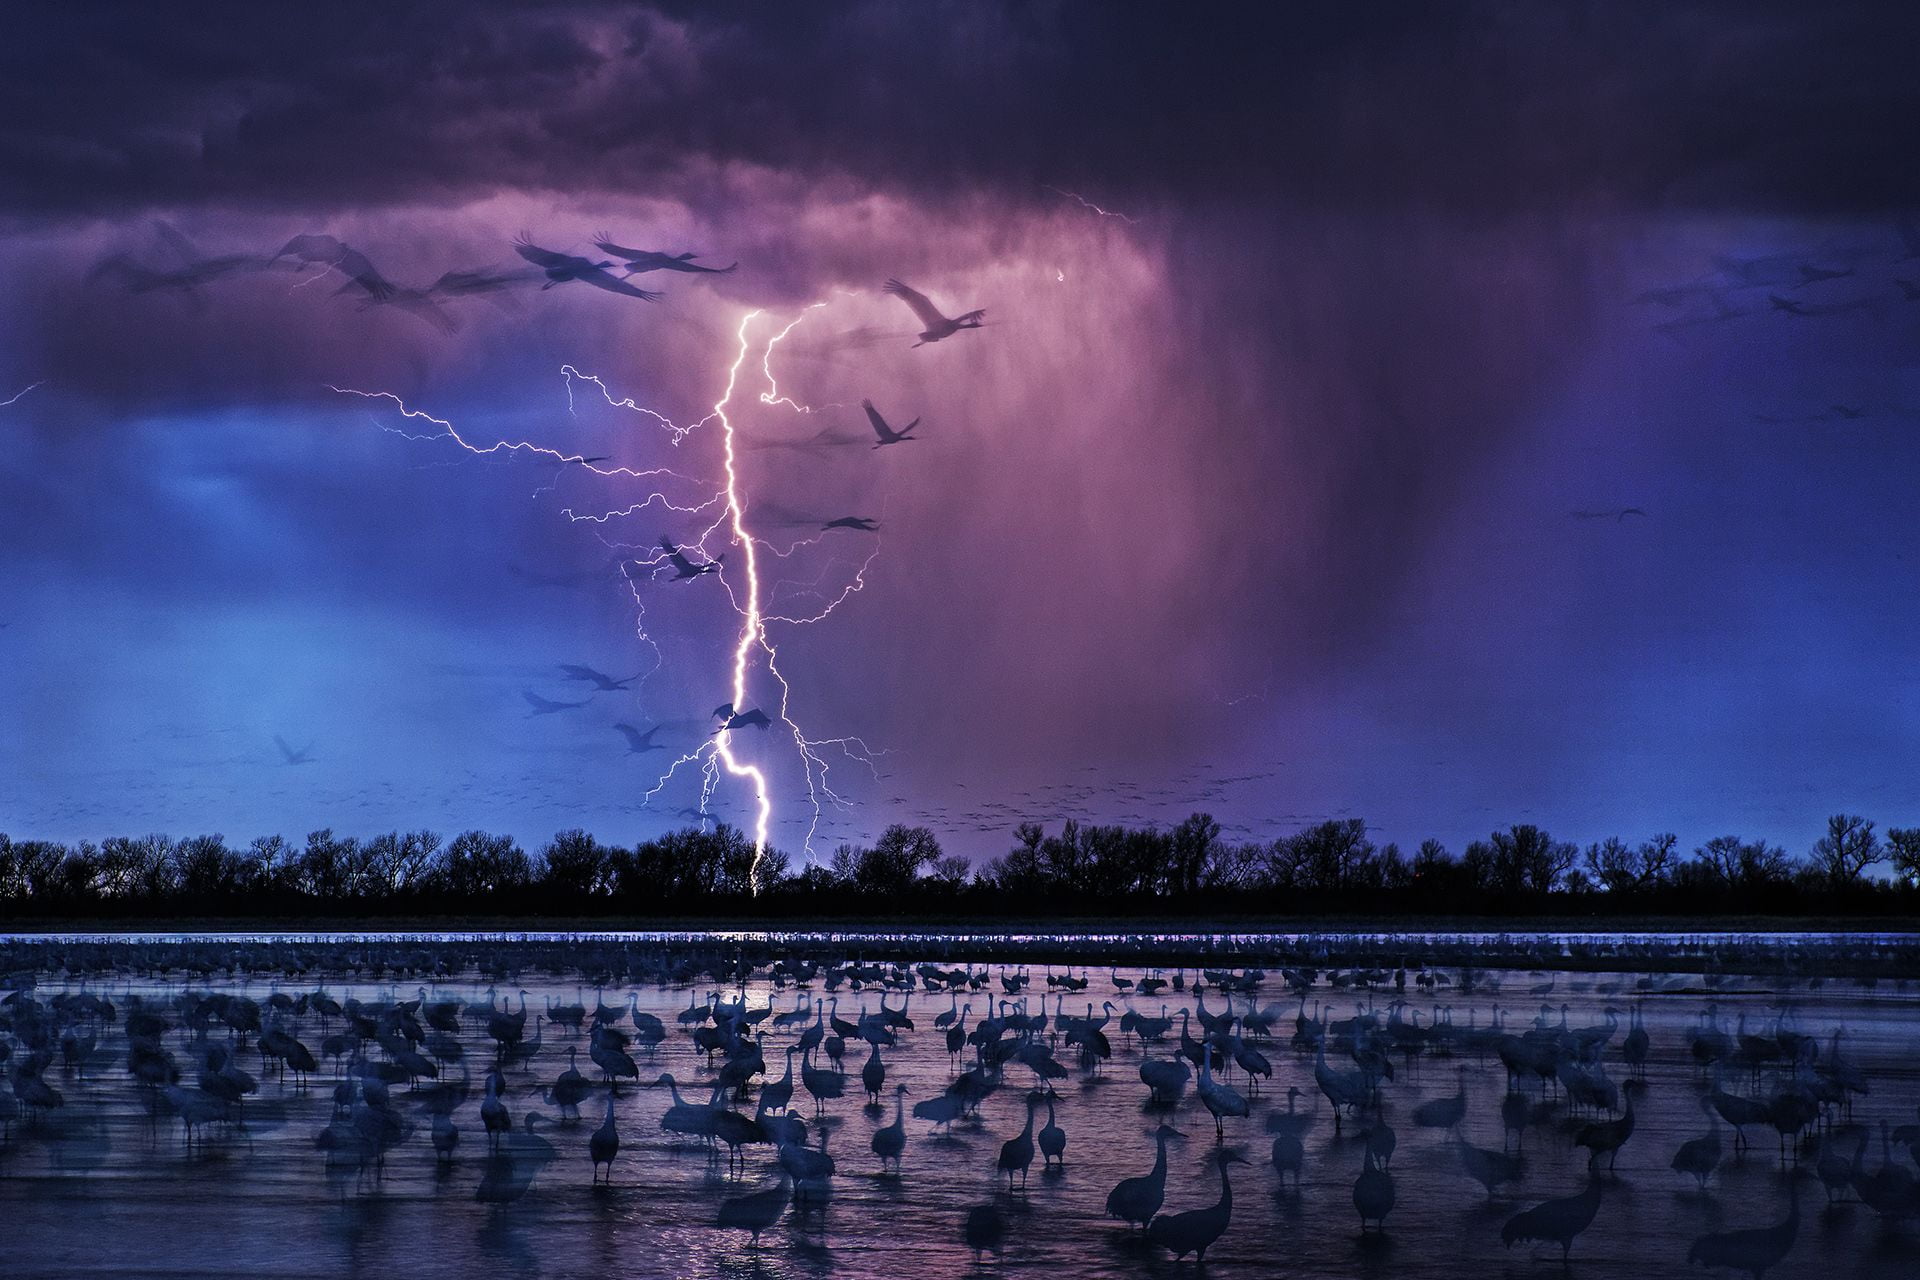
<box><xmin>116</xmin><ymin>221</ymin><xmax>993</xmax><ymax>784</ymax></box>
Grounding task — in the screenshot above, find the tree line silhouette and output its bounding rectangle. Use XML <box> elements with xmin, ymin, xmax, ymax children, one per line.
<box><xmin>0</xmin><ymin>811</ymin><xmax>1915</xmax><ymax>920</ymax></box>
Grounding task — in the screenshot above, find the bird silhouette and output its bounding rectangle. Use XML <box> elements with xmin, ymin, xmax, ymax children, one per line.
<box><xmin>1502</xmin><ymin>1177</ymin><xmax>1603</xmax><ymax>1262</ymax></box>
<box><xmin>592</xmin><ymin>236</ymin><xmax>737</xmax><ymax>274</ymax></box>
<box><xmin>429</xmin><ymin>265</ymin><xmax>542</xmax><ymax>301</ymax></box>
<box><xmin>1353</xmin><ymin>1147</ymin><xmax>1395</xmax><ymax>1232</ymax></box>
<box><xmin>963</xmin><ymin>1202</ymin><xmax>1009</xmax><ymax>1262</ymax></box>
<box><xmin>1456</xmin><ymin>1133</ymin><xmax>1526</xmax><ymax>1200</ymax></box>
<box><xmin>998</xmin><ymin>1094</ymin><xmax>1039</xmax><ymax>1188</ymax></box>
<box><xmin>882</xmin><ymin>278</ymin><xmax>985</xmax><ymax>346</ymax></box>
<box><xmin>1147</xmin><ymin>1149</ymin><xmax>1247</xmax><ymax>1261</ymax></box>
<box><xmin>1038</xmin><ymin>1095</ymin><xmax>1067</xmax><ymax>1169</ymax></box>
<box><xmin>1795</xmin><ymin>263</ymin><xmax>1853</xmax><ymax>285</ymax></box>
<box><xmin>872</xmin><ymin>1083</ymin><xmax>908</xmax><ymax>1171</ymax></box>
<box><xmin>1574</xmin><ymin>1089</ymin><xmax>1635</xmax><ymax>1170</ymax></box>
<box><xmin>1686</xmin><ymin>1169</ymin><xmax>1805</xmax><ymax>1278</ymax></box>
<box><xmin>1412</xmin><ymin>1066</ymin><xmax>1468</xmax><ymax>1129</ymax></box>
<box><xmin>613</xmin><ymin>723</ymin><xmax>666</xmax><ymax>754</ymax></box>
<box><xmin>861</xmin><ymin>399</ymin><xmax>920</xmax><ymax>447</ymax></box>
<box><xmin>522</xmin><ymin>690</ymin><xmax>590</xmax><ymax>716</ymax></box>
<box><xmin>715</xmin><ymin>708</ymin><xmax>773</xmax><ymax>732</ymax></box>
<box><xmin>559</xmin><ymin>664</ymin><xmax>637</xmax><ymax>691</ymax></box>
<box><xmin>588</xmin><ymin>1089</ymin><xmax>619</xmax><ymax>1183</ymax></box>
<box><xmin>658</xmin><ymin>536</ymin><xmax>722</xmax><ymax>580</ymax></box>
<box><xmin>270</xmin><ymin>234</ymin><xmax>396</xmax><ymax>300</ymax></box>
<box><xmin>717</xmin><ymin>1168</ymin><xmax>791</xmax><ymax>1246</ymax></box>
<box><xmin>1672</xmin><ymin>1100</ymin><xmax>1724</xmax><ymax>1191</ymax></box>
<box><xmin>821</xmin><ymin>516</ymin><xmax>880</xmax><ymax>532</ymax></box>
<box><xmin>513</xmin><ymin>235</ymin><xmax>663</xmax><ymax>300</ymax></box>
<box><xmin>273</xmin><ymin>736</ymin><xmax>316</xmax><ymax>765</ymax></box>
<box><xmin>1107</xmin><ymin>1123</ymin><xmax>1180</xmax><ymax>1229</ymax></box>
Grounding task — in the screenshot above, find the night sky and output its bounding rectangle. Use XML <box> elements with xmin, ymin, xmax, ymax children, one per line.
<box><xmin>3</xmin><ymin>3</ymin><xmax>1918</xmax><ymax>864</ymax></box>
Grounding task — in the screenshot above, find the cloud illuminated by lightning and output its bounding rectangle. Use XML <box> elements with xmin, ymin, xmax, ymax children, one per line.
<box><xmin>335</xmin><ymin>302</ymin><xmax>884</xmax><ymax>890</ymax></box>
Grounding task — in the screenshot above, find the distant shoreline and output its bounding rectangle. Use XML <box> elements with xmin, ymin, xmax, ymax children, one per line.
<box><xmin>5</xmin><ymin>912</ymin><xmax>1915</xmax><ymax>935</ymax></box>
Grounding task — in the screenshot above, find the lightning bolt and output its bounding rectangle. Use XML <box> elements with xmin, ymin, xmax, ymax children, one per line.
<box><xmin>711</xmin><ymin>311</ymin><xmax>776</xmax><ymax>883</ymax></box>
<box><xmin>1</xmin><ymin>381</ymin><xmax>45</xmax><ymax>407</ymax></box>
<box><xmin>1043</xmin><ymin>183</ymin><xmax>1139</xmax><ymax>224</ymax></box>
<box><xmin>337</xmin><ymin>301</ymin><xmax>886</xmax><ymax>892</ymax></box>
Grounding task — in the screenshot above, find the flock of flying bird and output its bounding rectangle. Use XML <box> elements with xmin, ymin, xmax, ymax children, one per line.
<box><xmin>95</xmin><ymin>222</ymin><xmax>991</xmax><ymax>829</ymax></box>
<box><xmin>3</xmin><ymin>940</ymin><xmax>1917</xmax><ymax>1277</ymax></box>
<box><xmin>89</xmin><ymin>223</ymin><xmax>742</xmax><ymax>333</ymax></box>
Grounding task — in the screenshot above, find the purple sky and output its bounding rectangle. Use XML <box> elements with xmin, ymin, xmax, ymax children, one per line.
<box><xmin>2</xmin><ymin>4</ymin><xmax>1918</xmax><ymax>866</ymax></box>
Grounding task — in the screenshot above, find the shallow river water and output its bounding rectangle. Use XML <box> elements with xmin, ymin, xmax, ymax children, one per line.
<box><xmin>1</xmin><ymin>933</ymin><xmax>1916</xmax><ymax>1279</ymax></box>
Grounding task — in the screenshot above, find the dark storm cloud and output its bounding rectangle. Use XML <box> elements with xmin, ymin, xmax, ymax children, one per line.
<box><xmin>4</xmin><ymin>2</ymin><xmax>1920</xmax><ymax>219</ymax></box>
<box><xmin>5</xmin><ymin>3</ymin><xmax>1919</xmax><ymax>859</ymax></box>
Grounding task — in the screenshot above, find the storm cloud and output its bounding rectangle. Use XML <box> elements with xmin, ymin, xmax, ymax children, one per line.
<box><xmin>2</xmin><ymin>3</ymin><xmax>1917</xmax><ymax>860</ymax></box>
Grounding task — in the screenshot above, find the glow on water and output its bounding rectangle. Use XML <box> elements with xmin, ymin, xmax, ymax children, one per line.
<box><xmin>1</xmin><ymin>937</ymin><xmax>1916</xmax><ymax>1279</ymax></box>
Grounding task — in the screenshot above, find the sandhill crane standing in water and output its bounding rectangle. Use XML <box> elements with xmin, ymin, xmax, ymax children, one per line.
<box><xmin>1456</xmin><ymin>1133</ymin><xmax>1526</xmax><ymax>1200</ymax></box>
<box><xmin>1413</xmin><ymin>1067</ymin><xmax>1468</xmax><ymax>1130</ymax></box>
<box><xmin>1147</xmin><ymin>1149</ymin><xmax>1247</xmax><ymax>1262</ymax></box>
<box><xmin>1672</xmin><ymin>1099</ymin><xmax>1725</xmax><ymax>1191</ymax></box>
<box><xmin>718</xmin><ymin>1169</ymin><xmax>792</xmax><ymax>1246</ymax></box>
<box><xmin>1575</xmin><ymin>1088</ymin><xmax>1636</xmax><ymax>1171</ymax></box>
<box><xmin>1038</xmin><ymin>1096</ymin><xmax>1067</xmax><ymax>1169</ymax></box>
<box><xmin>476</xmin><ymin>1113</ymin><xmax>557</xmax><ymax>1206</ymax></box>
<box><xmin>593</xmin><ymin>236</ymin><xmax>737</xmax><ymax>274</ymax></box>
<box><xmin>964</xmin><ymin>1202</ymin><xmax>1009</xmax><ymax>1263</ymax></box>
<box><xmin>1196</xmin><ymin>1049</ymin><xmax>1250</xmax><ymax>1137</ymax></box>
<box><xmin>480</xmin><ymin>1070</ymin><xmax>510</xmax><ymax>1150</ymax></box>
<box><xmin>1502</xmin><ymin>1177</ymin><xmax>1603</xmax><ymax>1263</ymax></box>
<box><xmin>1107</xmin><ymin>1123</ymin><xmax>1180</xmax><ymax>1229</ymax></box>
<box><xmin>999</xmin><ymin>1094</ymin><xmax>1039</xmax><ymax>1188</ymax></box>
<box><xmin>1686</xmin><ymin>1169</ymin><xmax>1806</xmax><ymax>1278</ymax></box>
<box><xmin>589</xmin><ymin>1089</ymin><xmax>619</xmax><ymax>1183</ymax></box>
<box><xmin>1353</xmin><ymin>1147</ymin><xmax>1395</xmax><ymax>1233</ymax></box>
<box><xmin>882</xmin><ymin>278</ymin><xmax>984</xmax><ymax>346</ymax></box>
<box><xmin>861</xmin><ymin>399</ymin><xmax>919</xmax><ymax>448</ymax></box>
<box><xmin>513</xmin><ymin>235</ymin><xmax>663</xmax><ymax>301</ymax></box>
<box><xmin>872</xmin><ymin>1084</ymin><xmax>908</xmax><ymax>1171</ymax></box>
<box><xmin>1268</xmin><ymin>1088</ymin><xmax>1310</xmax><ymax>1190</ymax></box>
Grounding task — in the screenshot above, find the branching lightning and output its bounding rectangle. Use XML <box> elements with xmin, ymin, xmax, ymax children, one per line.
<box><xmin>336</xmin><ymin>301</ymin><xmax>885</xmax><ymax>889</ymax></box>
<box><xmin>1043</xmin><ymin>183</ymin><xmax>1139</xmax><ymax>224</ymax></box>
<box><xmin>1</xmin><ymin>381</ymin><xmax>45</xmax><ymax>407</ymax></box>
<box><xmin>710</xmin><ymin>311</ymin><xmax>776</xmax><ymax>877</ymax></box>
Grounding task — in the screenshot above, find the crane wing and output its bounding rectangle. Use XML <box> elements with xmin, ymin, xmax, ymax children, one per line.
<box><xmin>581</xmin><ymin>268</ymin><xmax>664</xmax><ymax>301</ymax></box>
<box><xmin>883</xmin><ymin>278</ymin><xmax>946</xmax><ymax>329</ymax></box>
<box><xmin>592</xmin><ymin>234</ymin><xmax>648</xmax><ymax>260</ymax></box>
<box><xmin>512</xmin><ymin>237</ymin><xmax>572</xmax><ymax>270</ymax></box>
<box><xmin>331</xmin><ymin>245</ymin><xmax>395</xmax><ymax>300</ymax></box>
<box><xmin>861</xmin><ymin>399</ymin><xmax>889</xmax><ymax>440</ymax></box>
